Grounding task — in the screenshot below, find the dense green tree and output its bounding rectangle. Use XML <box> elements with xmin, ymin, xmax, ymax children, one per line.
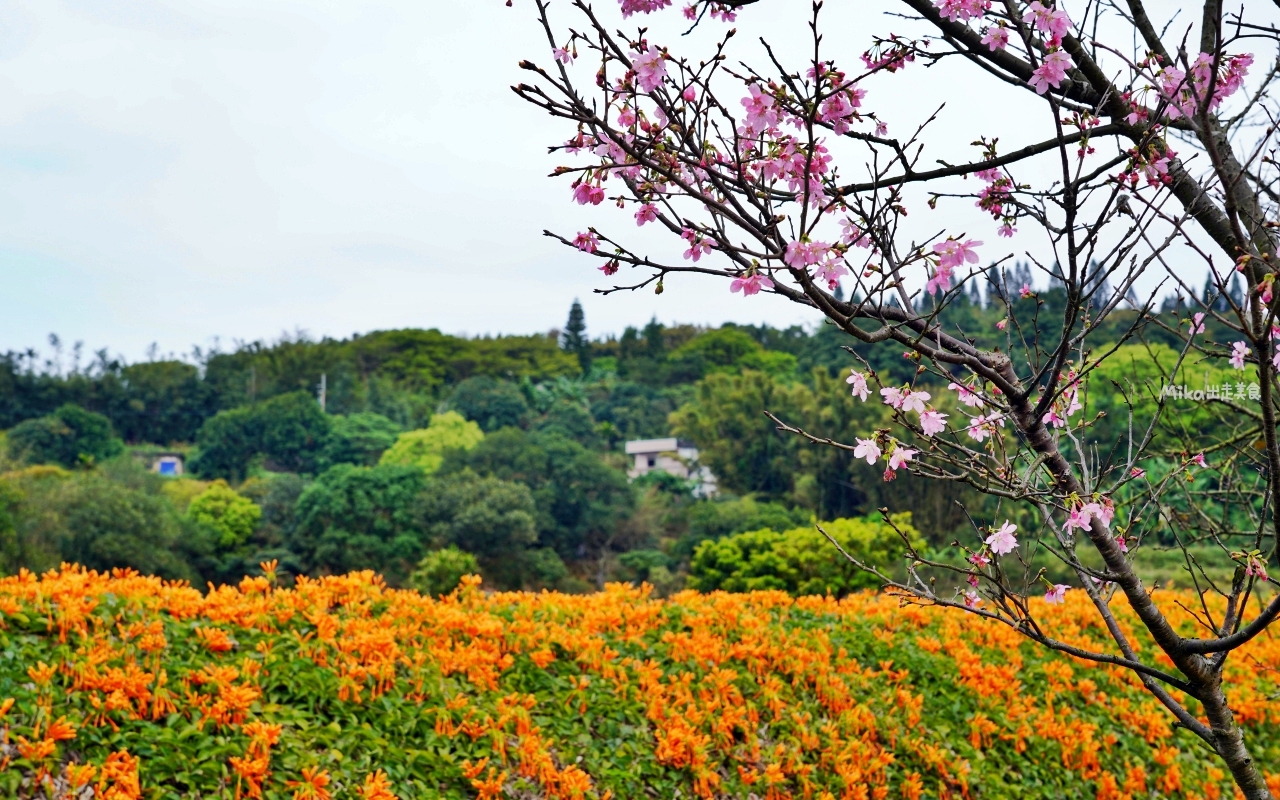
<box><xmin>532</xmin><ymin>398</ymin><xmax>598</xmax><ymax>446</ymax></box>
<box><xmin>446</xmin><ymin>377</ymin><xmax>531</xmax><ymax>432</ymax></box>
<box><xmin>443</xmin><ymin>428</ymin><xmax>633</xmax><ymax>559</ymax></box>
<box><xmin>589</xmin><ymin>381</ymin><xmax>682</xmax><ymax>442</ymax></box>
<box><xmin>689</xmin><ymin>513</ymin><xmax>922</xmax><ymax>596</ymax></box>
<box><xmin>561</xmin><ymin>300</ymin><xmax>591</xmax><ymax>372</ymax></box>
<box><xmin>256</xmin><ymin>391</ymin><xmax>331</xmax><ymax>473</ymax></box>
<box><xmin>407</xmin><ymin>547</ymin><xmax>481</xmax><ymax>596</ymax></box>
<box><xmin>186</xmin><ymin>481</ymin><xmax>263</xmax><ymax>548</ymax></box>
<box><xmin>190</xmin><ymin>391</ymin><xmax>330</xmax><ymax>480</ymax></box>
<box><xmin>189</xmin><ymin>406</ymin><xmax>257</xmax><ymax>480</ymax></box>
<box><xmin>379</xmin><ymin>412</ymin><xmax>484</xmax><ymax>473</ymax></box>
<box><xmin>321</xmin><ymin>412</ymin><xmax>401</xmax><ymax>467</ymax></box>
<box><xmin>109</xmin><ymin>361</ymin><xmax>211</xmax><ymax>444</ymax></box>
<box><xmin>0</xmin><ymin>480</ymin><xmax>24</xmax><ymax>575</ymax></box>
<box><xmin>43</xmin><ymin>473</ymin><xmax>196</xmax><ymax>579</ymax></box>
<box><xmin>6</xmin><ymin>404</ymin><xmax>123</xmax><ymax>468</ymax></box>
<box><xmin>289</xmin><ymin>463</ymin><xmax>427</xmax><ymax>583</ymax></box>
<box><xmin>416</xmin><ymin>471</ymin><xmax>542</xmax><ymax>587</ymax></box>
<box><xmin>666</xmin><ymin>327</ymin><xmax>797</xmax><ymax>383</ymax></box>
<box><xmin>678</xmin><ymin>496</ymin><xmax>811</xmax><ymax>558</ymax></box>
<box><xmin>670</xmin><ymin>371</ymin><xmax>809</xmax><ymax>499</ymax></box>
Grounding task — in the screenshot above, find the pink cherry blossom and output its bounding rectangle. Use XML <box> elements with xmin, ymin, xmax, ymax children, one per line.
<box><xmin>853</xmin><ymin>438</ymin><xmax>882</xmax><ymax>464</ymax></box>
<box><xmin>730</xmin><ymin>273</ymin><xmax>774</xmax><ymax>297</ymax></box>
<box><xmin>985</xmin><ymin>521</ymin><xmax>1018</xmax><ymax>555</ymax></box>
<box><xmin>1063</xmin><ymin>507</ymin><xmax>1090</xmax><ymax>532</ymax></box>
<box><xmin>968</xmin><ymin>415</ymin><xmax>992</xmax><ymax>442</ymax></box>
<box><xmin>573</xmin><ymin>182</ymin><xmax>605</xmax><ymax>206</ymax></box>
<box><xmin>933</xmin><ymin>238</ymin><xmax>982</xmax><ymax>269</ymax></box>
<box><xmin>619</xmin><ymin>0</ymin><xmax>673</xmax><ymax>16</ymax></box>
<box><xmin>995</xmin><ymin>318</ymin><xmax>1008</xmax><ymax>331</ymax></box>
<box><xmin>741</xmin><ymin>84</ymin><xmax>780</xmax><ymax>132</ymax></box>
<box><xmin>599</xmin><ymin>260</ymin><xmax>619</xmax><ymax>276</ymax></box>
<box><xmin>1019</xmin><ymin>284</ymin><xmax>1033</xmax><ymax>299</ymax></box>
<box><xmin>1130</xmin><ymin>467</ymin><xmax>1146</xmax><ymax>479</ymax></box>
<box><xmin>573</xmin><ymin>231</ymin><xmax>599</xmax><ymax>252</ymax></box>
<box><xmin>933</xmin><ymin>0</ymin><xmax>991</xmax><ymax>22</ymax></box>
<box><xmin>949</xmin><ymin>382</ymin><xmax>984</xmax><ymax>408</ymax></box>
<box><xmin>1044</xmin><ymin>584</ymin><xmax>1069</xmax><ymax>604</ymax></box>
<box><xmin>901</xmin><ymin>390</ymin><xmax>932</xmax><ymax>414</ymax></box>
<box><xmin>1027</xmin><ymin>1</ymin><xmax>1072</xmax><ymax>38</ymax></box>
<box><xmin>998</xmin><ymin>223</ymin><xmax>1016</xmax><ymax>238</ymax></box>
<box><xmin>846</xmin><ymin>370</ymin><xmax>870</xmax><ymax>401</ymax></box>
<box><xmin>1245</xmin><ymin>555</ymin><xmax>1269</xmax><ymax>581</ymax></box>
<box><xmin>880</xmin><ymin>386</ymin><xmax>906</xmax><ymax>409</ymax></box>
<box><xmin>967</xmin><ymin>573</ymin><xmax>980</xmax><ymax>587</ymax></box>
<box><xmin>682</xmin><ymin>4</ymin><xmax>697</xmax><ymax>19</ymax></box>
<box><xmin>1115</xmin><ymin>533</ymin><xmax>1129</xmax><ymax>553</ymax></box>
<box><xmin>919</xmin><ymin>410</ymin><xmax>948</xmax><ymax>437</ymax></box>
<box><xmin>888</xmin><ymin>446</ymin><xmax>917</xmax><ymax>470</ymax></box>
<box><xmin>840</xmin><ymin>218</ymin><xmax>872</xmax><ymax>248</ymax></box>
<box><xmin>926</xmin><ymin>264</ymin><xmax>954</xmax><ymax>296</ymax></box>
<box><xmin>963</xmin><ymin>590</ymin><xmax>982</xmax><ymax>609</ymax></box>
<box><xmin>814</xmin><ymin>258</ymin><xmax>849</xmax><ymax>290</ymax></box>
<box><xmin>1230</xmin><ymin>340</ymin><xmax>1250</xmax><ymax>370</ymax></box>
<box><xmin>682</xmin><ymin>228</ymin><xmax>712</xmax><ymax>261</ymax></box>
<box><xmin>1192</xmin><ymin>452</ymin><xmax>1208</xmax><ymax>468</ymax></box>
<box><xmin>784</xmin><ymin>240</ymin><xmax>833</xmax><ymax>269</ymax></box>
<box><xmin>1030</xmin><ymin>49</ymin><xmax>1072</xmax><ymax>95</ymax></box>
<box><xmin>1190</xmin><ymin>312</ymin><xmax>1206</xmax><ymax>334</ymax></box>
<box><xmin>1042</xmin><ymin>407</ymin><xmax>1065</xmax><ymax>428</ymax></box>
<box><xmin>981</xmin><ymin>26</ymin><xmax>1009</xmax><ymax>51</ymax></box>
<box><xmin>682</xmin><ymin>86</ymin><xmax>697</xmax><ymax>103</ymax></box>
<box><xmin>631</xmin><ymin>46</ymin><xmax>667</xmax><ymax>92</ymax></box>
<box><xmin>968</xmin><ymin>551</ymin><xmax>991</xmax><ymax>568</ymax></box>
<box><xmin>554</xmin><ymin>47</ymin><xmax>574</xmax><ymax>65</ymax></box>
<box><xmin>635</xmin><ymin>204</ymin><xmax>659</xmax><ymax>226</ymax></box>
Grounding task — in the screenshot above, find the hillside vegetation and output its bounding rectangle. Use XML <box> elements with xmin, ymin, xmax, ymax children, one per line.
<box><xmin>3</xmin><ymin>287</ymin><xmax>1246</xmax><ymax>597</ymax></box>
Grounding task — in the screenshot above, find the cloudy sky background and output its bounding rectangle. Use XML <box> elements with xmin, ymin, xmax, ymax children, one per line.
<box><xmin>0</xmin><ymin>0</ymin><xmax>1208</xmax><ymax>363</ymax></box>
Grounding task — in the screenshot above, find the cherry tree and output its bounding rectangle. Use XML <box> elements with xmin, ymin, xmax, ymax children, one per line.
<box><xmin>506</xmin><ymin>0</ymin><xmax>1280</xmax><ymax>794</ymax></box>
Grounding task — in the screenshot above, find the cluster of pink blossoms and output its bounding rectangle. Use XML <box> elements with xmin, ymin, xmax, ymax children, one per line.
<box><xmin>928</xmin><ymin>238</ymin><xmax>982</xmax><ymax>295</ymax></box>
<box><xmin>1041</xmin><ymin>374</ymin><xmax>1083</xmax><ymax>428</ymax></box>
<box><xmin>681</xmin><ymin>3</ymin><xmax>736</xmax><ymax>21</ymax></box>
<box><xmin>985</xmin><ymin>520</ymin><xmax>1018</xmax><ymax>555</ymax></box>
<box><xmin>730</xmin><ymin>273</ymin><xmax>773</xmax><ymax>296</ymax></box>
<box><xmin>934</xmin><ymin>0</ymin><xmax>991</xmax><ymax>22</ymax></box>
<box><xmin>1117</xmin><ymin>146</ymin><xmax>1174</xmax><ymax>188</ymax></box>
<box><xmin>811</xmin><ymin>63</ymin><xmax>868</xmax><ymax>135</ymax></box>
<box><xmin>785</xmin><ymin>240</ymin><xmax>848</xmax><ymax>290</ymax></box>
<box><xmin>1158</xmin><ymin>52</ymin><xmax>1253</xmax><ymax>120</ymax></box>
<box><xmin>1229</xmin><ymin>340</ymin><xmax>1251</xmax><ymax>370</ymax></box>
<box><xmin>1063</xmin><ymin>496</ymin><xmax>1115</xmax><ymax>534</ymax></box>
<box><xmin>860</xmin><ymin>37</ymin><xmax>916</xmax><ymax>73</ymax></box>
<box><xmin>681</xmin><ymin>228</ymin><xmax>713</xmax><ymax>261</ymax></box>
<box><xmin>974</xmin><ymin>168</ymin><xmax>1016</xmax><ymax>236</ymax></box>
<box><xmin>881</xmin><ymin>385</ymin><xmax>949</xmax><ymax>437</ymax></box>
<box><xmin>631</xmin><ymin>46</ymin><xmax>667</xmax><ymax>93</ymax></box>
<box><xmin>619</xmin><ymin>0</ymin><xmax>671</xmax><ymax>18</ymax></box>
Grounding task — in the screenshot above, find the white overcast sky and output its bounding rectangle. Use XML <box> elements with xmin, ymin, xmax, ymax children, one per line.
<box><xmin>0</xmin><ymin>0</ymin><xmax>1216</xmax><ymax>362</ymax></box>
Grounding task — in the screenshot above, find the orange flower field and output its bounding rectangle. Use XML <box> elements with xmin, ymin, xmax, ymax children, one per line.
<box><xmin>0</xmin><ymin>564</ymin><xmax>1277</xmax><ymax>799</ymax></box>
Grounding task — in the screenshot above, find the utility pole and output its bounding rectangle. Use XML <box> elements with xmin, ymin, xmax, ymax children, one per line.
<box><xmin>317</xmin><ymin>373</ymin><xmax>327</xmax><ymax>413</ymax></box>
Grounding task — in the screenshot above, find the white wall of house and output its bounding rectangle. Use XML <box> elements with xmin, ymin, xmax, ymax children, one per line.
<box><xmin>623</xmin><ymin>438</ymin><xmax>717</xmax><ymax>497</ymax></box>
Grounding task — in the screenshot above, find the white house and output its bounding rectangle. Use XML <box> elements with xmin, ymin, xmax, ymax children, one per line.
<box><xmin>624</xmin><ymin>438</ymin><xmax>717</xmax><ymax>497</ymax></box>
